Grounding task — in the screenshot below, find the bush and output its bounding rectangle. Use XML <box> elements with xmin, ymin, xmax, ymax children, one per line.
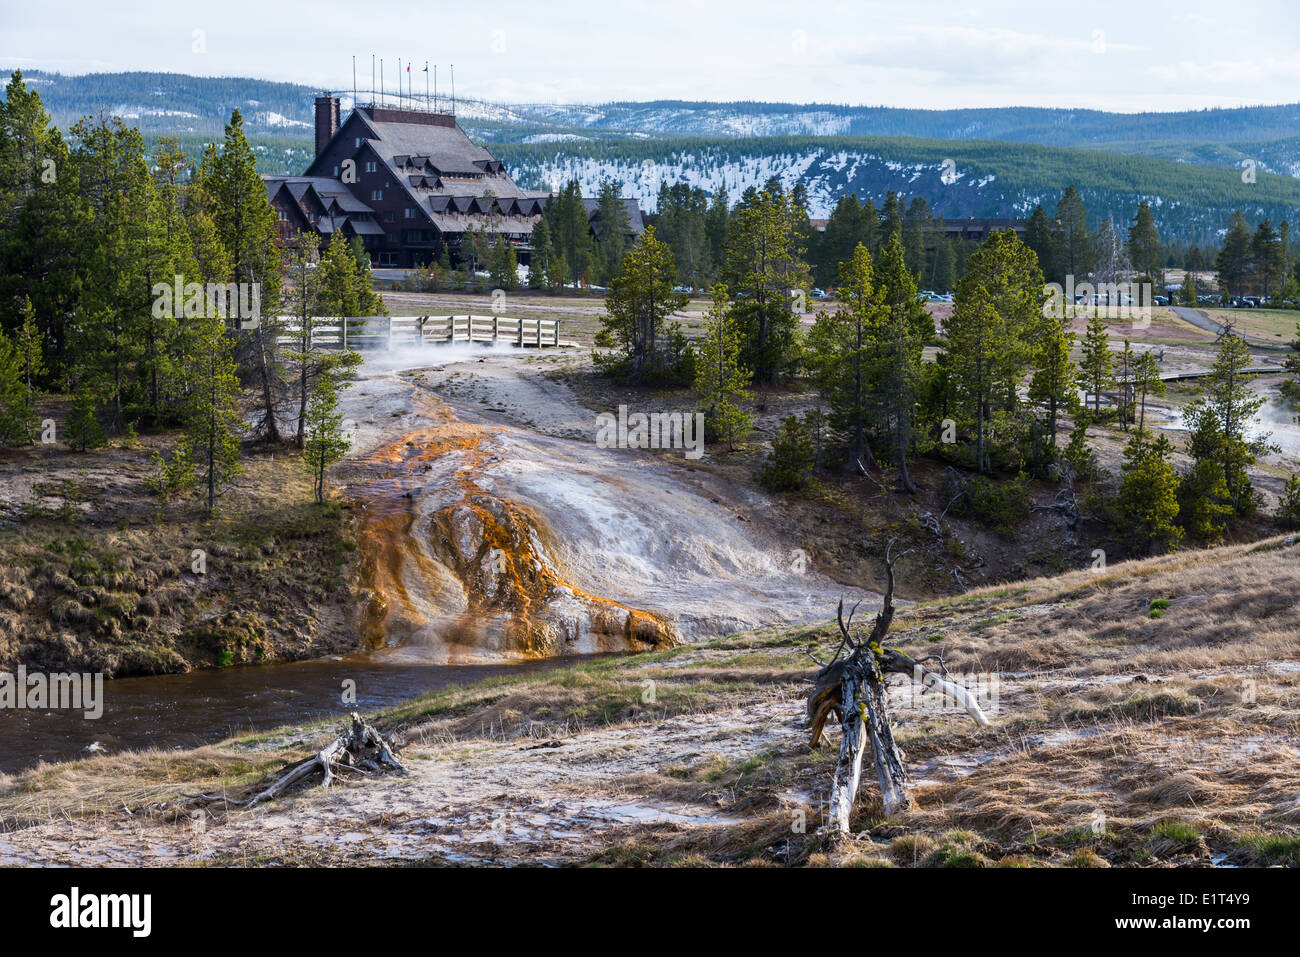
<box><xmin>1276</xmin><ymin>474</ymin><xmax>1300</xmax><ymax>529</ymax></box>
<box><xmin>758</xmin><ymin>415</ymin><xmax>815</xmax><ymax>493</ymax></box>
<box><xmin>948</xmin><ymin>473</ymin><xmax>1031</xmax><ymax>533</ymax></box>
<box><xmin>66</xmin><ymin>389</ymin><xmax>107</xmax><ymax>452</ymax></box>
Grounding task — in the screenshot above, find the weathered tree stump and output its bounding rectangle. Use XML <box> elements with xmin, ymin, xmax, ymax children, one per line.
<box><xmin>807</xmin><ymin>544</ymin><xmax>991</xmax><ymax>833</ymax></box>
<box><xmin>185</xmin><ymin>712</ymin><xmax>408</xmax><ymax>810</ymax></box>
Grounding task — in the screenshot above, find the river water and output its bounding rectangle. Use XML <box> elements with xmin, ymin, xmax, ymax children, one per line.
<box><xmin>0</xmin><ymin>652</ymin><xmax>596</xmax><ymax>773</ymax></box>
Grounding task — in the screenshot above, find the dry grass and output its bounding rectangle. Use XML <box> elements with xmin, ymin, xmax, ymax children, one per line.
<box><xmin>2</xmin><ymin>537</ymin><xmax>1297</xmax><ymax>867</ymax></box>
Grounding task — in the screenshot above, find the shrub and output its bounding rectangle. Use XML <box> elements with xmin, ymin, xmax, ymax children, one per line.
<box><xmin>757</xmin><ymin>415</ymin><xmax>815</xmax><ymax>493</ymax></box>
<box><xmin>1276</xmin><ymin>474</ymin><xmax>1300</xmax><ymax>529</ymax></box>
<box><xmin>950</xmin><ymin>473</ymin><xmax>1031</xmax><ymax>533</ymax></box>
<box><xmin>66</xmin><ymin>389</ymin><xmax>107</xmax><ymax>452</ymax></box>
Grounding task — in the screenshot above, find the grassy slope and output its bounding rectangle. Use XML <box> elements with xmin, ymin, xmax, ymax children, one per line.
<box><xmin>0</xmin><ymin>418</ymin><xmax>358</xmax><ymax>676</ymax></box>
<box><xmin>4</xmin><ymin>533</ymin><xmax>1297</xmax><ymax>866</ymax></box>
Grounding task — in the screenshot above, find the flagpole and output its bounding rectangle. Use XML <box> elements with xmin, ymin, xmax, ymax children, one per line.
<box><xmin>425</xmin><ymin>61</ymin><xmax>429</xmax><ymax>111</ymax></box>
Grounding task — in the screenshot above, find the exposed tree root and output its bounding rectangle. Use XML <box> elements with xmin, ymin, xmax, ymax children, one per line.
<box><xmin>184</xmin><ymin>712</ymin><xmax>408</xmax><ymax>810</ymax></box>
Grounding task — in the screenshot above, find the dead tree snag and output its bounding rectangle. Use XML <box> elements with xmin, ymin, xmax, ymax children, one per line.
<box><xmin>806</xmin><ymin>543</ymin><xmax>991</xmax><ymax>833</ymax></box>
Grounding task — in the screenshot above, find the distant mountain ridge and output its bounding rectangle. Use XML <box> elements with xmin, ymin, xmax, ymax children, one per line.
<box><xmin>8</xmin><ymin>69</ymin><xmax>1300</xmax><ymax>243</ymax></box>
<box><xmin>12</xmin><ymin>70</ymin><xmax>1300</xmax><ymax>169</ymax></box>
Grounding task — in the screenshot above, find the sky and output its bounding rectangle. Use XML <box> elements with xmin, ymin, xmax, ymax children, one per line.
<box><xmin>3</xmin><ymin>0</ymin><xmax>1300</xmax><ymax>112</ymax></box>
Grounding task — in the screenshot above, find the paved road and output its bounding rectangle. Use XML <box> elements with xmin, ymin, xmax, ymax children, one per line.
<box><xmin>1171</xmin><ymin>305</ymin><xmax>1285</xmax><ymax>348</ymax></box>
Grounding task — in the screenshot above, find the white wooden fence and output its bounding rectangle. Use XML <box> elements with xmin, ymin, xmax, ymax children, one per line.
<box><xmin>275</xmin><ymin>315</ymin><xmax>560</xmax><ymax>350</ymax></box>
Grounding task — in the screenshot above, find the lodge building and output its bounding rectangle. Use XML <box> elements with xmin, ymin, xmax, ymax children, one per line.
<box><xmin>264</xmin><ymin>96</ymin><xmax>645</xmax><ymax>268</ymax></box>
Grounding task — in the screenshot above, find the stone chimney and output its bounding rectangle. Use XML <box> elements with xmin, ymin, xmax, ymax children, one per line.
<box><xmin>314</xmin><ymin>95</ymin><xmax>340</xmax><ymax>158</ymax></box>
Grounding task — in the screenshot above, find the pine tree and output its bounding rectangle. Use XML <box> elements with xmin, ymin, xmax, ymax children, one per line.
<box><xmin>758</xmin><ymin>415</ymin><xmax>815</xmax><ymax>492</ymax></box>
<box><xmin>593</xmin><ymin>179</ymin><xmax>628</xmax><ymax>284</ymax></box>
<box><xmin>1216</xmin><ymin>211</ymin><xmax>1252</xmax><ymax>299</ymax></box>
<box><xmin>1028</xmin><ymin>312</ymin><xmax>1077</xmax><ymax>459</ymax></box>
<box><xmin>1079</xmin><ymin>313</ymin><xmax>1113</xmax><ymax>415</ymax></box>
<box><xmin>70</xmin><ymin>114</ymin><xmax>155</xmax><ymax>433</ymax></box>
<box><xmin>1251</xmin><ymin>219</ymin><xmax>1283</xmax><ymax>299</ymax></box>
<box><xmin>901</xmin><ymin>197</ymin><xmax>932</xmax><ymax>279</ymax></box>
<box><xmin>1178</xmin><ymin>270</ymin><xmax>1197</xmax><ymax>306</ymax></box>
<box><xmin>932</xmin><ymin>235</ymin><xmax>957</xmax><ymax>292</ymax></box>
<box><xmin>815</xmin><ymin>242</ymin><xmax>883</xmax><ymax>466</ymax></box>
<box><xmin>66</xmin><ymin>387</ymin><xmax>106</xmax><ymax>452</ymax></box>
<box><xmin>1126</xmin><ymin>201</ymin><xmax>1163</xmax><ymax>285</ymax></box>
<box><xmin>693</xmin><ymin>284</ymin><xmax>752</xmax><ymax>448</ymax></box>
<box><xmin>1116</xmin><ymin>338</ymin><xmax>1135</xmax><ymax>430</ymax></box>
<box><xmin>596</xmin><ymin>226</ymin><xmax>688</xmax><ymax>381</ymax></box>
<box><xmin>489</xmin><ymin>238</ymin><xmax>518</xmax><ymax>291</ymax></box>
<box><xmin>193</xmin><ymin>109</ymin><xmax>284</xmax><ymax>443</ymax></box>
<box><xmin>1183</xmin><ymin>332</ymin><xmax>1267</xmax><ymax>519</ymax></box>
<box><xmin>723</xmin><ymin>185</ymin><xmax>812</xmax><ymax>382</ymax></box>
<box><xmin>302</xmin><ymin>374</ymin><xmax>352</xmax><ymax>504</ymax></box>
<box><xmin>14</xmin><ymin>295</ymin><xmax>43</xmax><ymax>434</ymax></box>
<box><xmin>0</xmin><ymin>330</ymin><xmax>31</xmax><ymax>446</ymax></box>
<box><xmin>1025</xmin><ymin>204</ymin><xmax>1059</xmax><ymax>284</ymax></box>
<box><xmin>1178</xmin><ymin>454</ymin><xmax>1233</xmax><ymax>542</ymax></box>
<box><xmin>874</xmin><ymin>233</ymin><xmax>927</xmax><ymax>491</ymax></box>
<box><xmin>944</xmin><ymin>230</ymin><xmax>1045</xmax><ymax>473</ymax></box>
<box><xmin>184</xmin><ymin>312</ymin><xmax>243</xmax><ymax>514</ymax></box>
<box><xmin>1116</xmin><ymin>432</ymin><xmax>1182</xmax><ymax>555</ymax></box>
<box><xmin>1054</xmin><ymin>185</ymin><xmax>1095</xmax><ymax>280</ymax></box>
<box><xmin>528</xmin><ymin>217</ymin><xmax>552</xmax><ymax>289</ymax></box>
<box><xmin>1132</xmin><ymin>350</ymin><xmax>1165</xmax><ymax>432</ymax></box>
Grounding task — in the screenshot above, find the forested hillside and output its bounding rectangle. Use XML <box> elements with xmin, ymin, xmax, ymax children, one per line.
<box><xmin>499</xmin><ymin>135</ymin><xmax>1300</xmax><ymax>245</ymax></box>
<box><xmin>9</xmin><ymin>69</ymin><xmax>1300</xmax><ymax>243</ymax></box>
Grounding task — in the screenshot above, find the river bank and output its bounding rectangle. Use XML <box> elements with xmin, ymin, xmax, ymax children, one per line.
<box><xmin>3</xmin><ymin>534</ymin><xmax>1297</xmax><ymax>867</ymax></box>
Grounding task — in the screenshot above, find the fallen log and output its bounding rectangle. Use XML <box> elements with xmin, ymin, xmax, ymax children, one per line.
<box><xmin>184</xmin><ymin>712</ymin><xmax>408</xmax><ymax>810</ymax></box>
<box><xmin>807</xmin><ymin>543</ymin><xmax>991</xmax><ymax>833</ymax></box>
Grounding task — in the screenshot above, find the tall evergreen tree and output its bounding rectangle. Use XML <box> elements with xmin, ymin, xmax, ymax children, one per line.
<box><xmin>193</xmin><ymin>109</ymin><xmax>284</xmax><ymax>443</ymax></box>
<box><xmin>1126</xmin><ymin>201</ymin><xmax>1163</xmax><ymax>285</ymax></box>
<box><xmin>1216</xmin><ymin>211</ymin><xmax>1253</xmax><ymax>298</ymax></box>
<box><xmin>944</xmin><ymin>230</ymin><xmax>1046</xmax><ymax>473</ymax></box>
<box><xmin>1054</xmin><ymin>185</ymin><xmax>1095</xmax><ymax>280</ymax></box>
<box><xmin>1025</xmin><ymin>204</ymin><xmax>1059</xmax><ymax>284</ymax></box>
<box><xmin>528</xmin><ymin>216</ymin><xmax>552</xmax><ymax>289</ymax></box>
<box><xmin>596</xmin><ymin>226</ymin><xmax>688</xmax><ymax>380</ymax></box>
<box><xmin>1079</xmin><ymin>313</ymin><xmax>1113</xmax><ymax>415</ymax></box>
<box><xmin>693</xmin><ymin>284</ymin><xmax>752</xmax><ymax>448</ymax></box>
<box><xmin>1183</xmin><ymin>332</ymin><xmax>1267</xmax><ymax>520</ymax></box>
<box><xmin>874</xmin><ymin>233</ymin><xmax>927</xmax><ymax>491</ymax></box>
<box><xmin>722</xmin><ymin>186</ymin><xmax>811</xmax><ymax>383</ymax></box>
<box><xmin>813</xmin><ymin>242</ymin><xmax>884</xmax><ymax>467</ymax></box>
<box><xmin>592</xmin><ymin>178</ymin><xmax>629</xmax><ymax>284</ymax></box>
<box><xmin>1028</xmin><ymin>310</ymin><xmax>1077</xmax><ymax>459</ymax></box>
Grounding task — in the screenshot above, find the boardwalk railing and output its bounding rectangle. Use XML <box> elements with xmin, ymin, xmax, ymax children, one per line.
<box><xmin>275</xmin><ymin>315</ymin><xmax>561</xmax><ymax>350</ymax></box>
